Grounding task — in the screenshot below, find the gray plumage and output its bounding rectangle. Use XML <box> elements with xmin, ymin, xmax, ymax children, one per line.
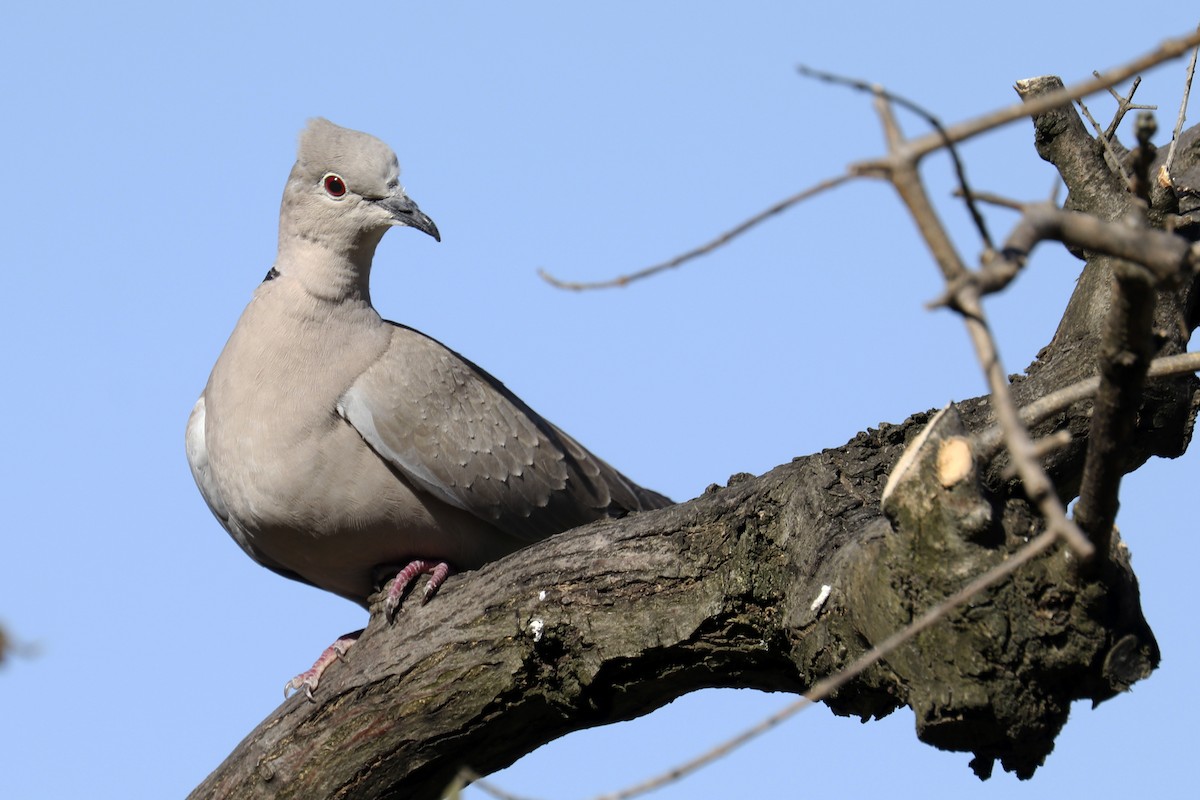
<box><xmin>187</xmin><ymin>118</ymin><xmax>669</xmax><ymax>611</ymax></box>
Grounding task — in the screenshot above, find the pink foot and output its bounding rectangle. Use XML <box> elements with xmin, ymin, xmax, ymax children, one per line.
<box><xmin>384</xmin><ymin>559</ymin><xmax>454</xmax><ymax>620</ymax></box>
<box><xmin>284</xmin><ymin>630</ymin><xmax>362</xmax><ymax>701</ymax></box>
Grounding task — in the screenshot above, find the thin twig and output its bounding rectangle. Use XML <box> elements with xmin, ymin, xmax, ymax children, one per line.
<box><xmin>874</xmin><ymin>29</ymin><xmax>1200</xmax><ymax>166</ymax></box>
<box><xmin>976</xmin><ymin>350</ymin><xmax>1200</xmax><ymax>457</ymax></box>
<box><xmin>798</xmin><ymin>65</ymin><xmax>993</xmax><ymax>249</ymax></box>
<box><xmin>537</xmin><ymin>173</ymin><xmax>854</xmax><ymax>290</ymax></box>
<box><xmin>953</xmin><ymin>189</ymin><xmax>1026</xmax><ymax>211</ymax></box>
<box><xmin>1163</xmin><ymin>25</ymin><xmax>1200</xmax><ymax>179</ymax></box>
<box><xmin>453</xmin><ymin>770</ymin><xmax>537</xmax><ymax>800</ymax></box>
<box><xmin>1076</xmin><ymin>97</ymin><xmax>1132</xmax><ymax>186</ymax></box>
<box><xmin>1001</xmin><ymin>430</ymin><xmax>1075</xmax><ymax>480</ymax></box>
<box><xmin>954</xmin><ymin>286</ymin><xmax>1094</xmax><ymax>558</ymax></box>
<box><xmin>870</xmin><ymin>91</ymin><xmax>969</xmax><ymax>282</ymax></box>
<box><xmin>1098</xmin><ymin>73</ymin><xmax>1153</xmax><ymax>141</ymax></box>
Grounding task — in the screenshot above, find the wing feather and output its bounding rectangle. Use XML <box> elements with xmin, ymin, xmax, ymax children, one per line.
<box><xmin>337</xmin><ymin>323</ymin><xmax>670</xmax><ymax>540</ymax></box>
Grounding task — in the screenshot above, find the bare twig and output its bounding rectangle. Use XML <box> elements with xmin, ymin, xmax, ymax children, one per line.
<box><xmin>868</xmin><ymin>91</ymin><xmax>969</xmax><ymax>282</ymax></box>
<box><xmin>954</xmin><ymin>286</ymin><xmax>1094</xmax><ymax>557</ymax></box>
<box><xmin>954</xmin><ymin>189</ymin><xmax>1026</xmax><ymax>211</ymax></box>
<box><xmin>994</xmin><ymin>353</ymin><xmax>1198</xmax><ymax>484</ymax></box>
<box><xmin>1163</xmin><ymin>25</ymin><xmax>1200</xmax><ymax>179</ymax></box>
<box><xmin>1000</xmin><ymin>430</ymin><xmax>1075</xmax><ymax>480</ymax></box>
<box><xmin>798</xmin><ymin>65</ymin><xmax>993</xmax><ymax>249</ymax></box>
<box><xmin>496</xmin><ymin>72</ymin><xmax>1191</xmax><ymax>794</ymax></box>
<box><xmin>976</xmin><ymin>350</ymin><xmax>1200</xmax><ymax>456</ymax></box>
<box><xmin>1097</xmin><ymin>73</ymin><xmax>1153</xmax><ymax>141</ymax></box>
<box><xmin>536</xmin><ymin>173</ymin><xmax>853</xmax><ymax>290</ymax></box>
<box><xmin>453</xmin><ymin>770</ymin><xmax>536</xmax><ymax>800</ymax></box>
<box><xmin>875</xmin><ymin>29</ymin><xmax>1200</xmax><ymax>166</ymax></box>
<box><xmin>1050</xmin><ymin>349</ymin><xmax>1200</xmax><ymax>407</ymax></box>
<box><xmin>1076</xmin><ymin>97</ymin><xmax>1132</xmax><ymax>186</ymax></box>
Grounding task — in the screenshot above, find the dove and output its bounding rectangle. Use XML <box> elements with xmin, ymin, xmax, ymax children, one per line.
<box><xmin>186</xmin><ymin>118</ymin><xmax>670</xmax><ymax>697</ymax></box>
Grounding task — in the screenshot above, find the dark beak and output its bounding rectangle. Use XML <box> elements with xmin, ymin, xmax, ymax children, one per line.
<box><xmin>378</xmin><ymin>193</ymin><xmax>440</xmax><ymax>242</ymax></box>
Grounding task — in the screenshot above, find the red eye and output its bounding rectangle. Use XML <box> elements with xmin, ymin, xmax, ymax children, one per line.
<box><xmin>323</xmin><ymin>174</ymin><xmax>347</xmax><ymax>197</ymax></box>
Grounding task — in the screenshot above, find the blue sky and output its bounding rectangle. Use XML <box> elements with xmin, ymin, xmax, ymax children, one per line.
<box><xmin>3</xmin><ymin>3</ymin><xmax>1197</xmax><ymax>798</ymax></box>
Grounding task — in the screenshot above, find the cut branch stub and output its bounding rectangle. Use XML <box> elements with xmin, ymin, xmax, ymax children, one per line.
<box><xmin>882</xmin><ymin>404</ymin><xmax>993</xmax><ymax>543</ymax></box>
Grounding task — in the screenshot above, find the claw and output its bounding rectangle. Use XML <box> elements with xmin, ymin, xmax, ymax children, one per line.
<box><xmin>384</xmin><ymin>559</ymin><xmax>454</xmax><ymax>620</ymax></box>
<box><xmin>280</xmin><ymin>560</ymin><xmax>455</xmax><ymax>699</ymax></box>
<box><xmin>283</xmin><ymin>630</ymin><xmax>363</xmax><ymax>700</ymax></box>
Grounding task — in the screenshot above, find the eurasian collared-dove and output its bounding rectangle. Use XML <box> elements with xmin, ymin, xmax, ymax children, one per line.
<box><xmin>186</xmin><ymin>118</ymin><xmax>670</xmax><ymax>697</ymax></box>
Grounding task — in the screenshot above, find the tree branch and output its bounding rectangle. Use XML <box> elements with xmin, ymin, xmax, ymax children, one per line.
<box><xmin>536</xmin><ymin>173</ymin><xmax>854</xmax><ymax>290</ymax></box>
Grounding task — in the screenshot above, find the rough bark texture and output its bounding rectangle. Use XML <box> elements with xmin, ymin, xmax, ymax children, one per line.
<box><xmin>191</xmin><ymin>85</ymin><xmax>1200</xmax><ymax>799</ymax></box>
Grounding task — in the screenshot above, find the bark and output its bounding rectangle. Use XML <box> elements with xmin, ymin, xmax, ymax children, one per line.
<box><xmin>190</xmin><ymin>87</ymin><xmax>1200</xmax><ymax>800</ymax></box>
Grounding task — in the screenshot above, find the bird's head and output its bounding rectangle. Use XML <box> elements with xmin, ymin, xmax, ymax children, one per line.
<box><xmin>281</xmin><ymin>117</ymin><xmax>441</xmax><ymax>248</ymax></box>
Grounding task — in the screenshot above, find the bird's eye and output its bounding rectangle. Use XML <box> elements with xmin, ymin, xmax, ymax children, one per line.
<box><xmin>323</xmin><ymin>174</ymin><xmax>347</xmax><ymax>198</ymax></box>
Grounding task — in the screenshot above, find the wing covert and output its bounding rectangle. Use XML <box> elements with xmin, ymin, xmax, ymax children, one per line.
<box><xmin>338</xmin><ymin>323</ymin><xmax>668</xmax><ymax>540</ymax></box>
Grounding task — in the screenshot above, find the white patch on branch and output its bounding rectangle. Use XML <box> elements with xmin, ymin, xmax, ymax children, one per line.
<box><xmin>810</xmin><ymin>584</ymin><xmax>832</xmax><ymax>612</ymax></box>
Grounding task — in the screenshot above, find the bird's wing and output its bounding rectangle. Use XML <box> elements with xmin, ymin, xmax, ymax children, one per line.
<box><xmin>337</xmin><ymin>323</ymin><xmax>669</xmax><ymax>541</ymax></box>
